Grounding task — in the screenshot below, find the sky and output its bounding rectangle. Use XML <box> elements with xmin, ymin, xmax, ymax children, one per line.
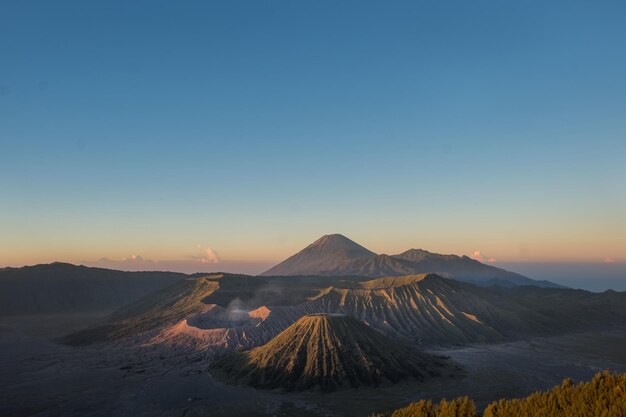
<box><xmin>1</xmin><ymin>1</ymin><xmax>625</xmax><ymax>289</ymax></box>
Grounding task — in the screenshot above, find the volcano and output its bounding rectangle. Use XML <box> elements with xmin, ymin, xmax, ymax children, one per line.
<box><xmin>261</xmin><ymin>234</ymin><xmax>559</xmax><ymax>288</ymax></box>
<box><xmin>210</xmin><ymin>313</ymin><xmax>457</xmax><ymax>392</ymax></box>
<box><xmin>260</xmin><ymin>234</ymin><xmax>376</xmax><ymax>276</ymax></box>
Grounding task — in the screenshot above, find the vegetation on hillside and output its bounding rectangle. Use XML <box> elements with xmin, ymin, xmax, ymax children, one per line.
<box><xmin>371</xmin><ymin>371</ymin><xmax>626</xmax><ymax>417</ymax></box>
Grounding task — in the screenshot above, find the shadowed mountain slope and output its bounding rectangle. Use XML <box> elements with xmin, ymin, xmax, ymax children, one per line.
<box><xmin>257</xmin><ymin>274</ymin><xmax>546</xmax><ymax>346</ymax></box>
<box><xmin>323</xmin><ymin>254</ymin><xmax>419</xmax><ymax>277</ymax></box>
<box><xmin>262</xmin><ymin>234</ymin><xmax>376</xmax><ymax>276</ymax></box>
<box><xmin>392</xmin><ymin>249</ymin><xmax>552</xmax><ymax>287</ymax></box>
<box><xmin>260</xmin><ymin>234</ymin><xmax>558</xmax><ymax>288</ymax></box>
<box><xmin>0</xmin><ymin>263</ymin><xmax>187</xmax><ymax>316</ymax></box>
<box><xmin>61</xmin><ymin>273</ymin><xmax>364</xmax><ymax>346</ymax></box>
<box><xmin>61</xmin><ymin>276</ymin><xmax>221</xmax><ymax>345</ymax></box>
<box><xmin>66</xmin><ymin>273</ymin><xmax>626</xmax><ymax>351</ymax></box>
<box><xmin>210</xmin><ymin>314</ymin><xmax>458</xmax><ymax>392</ymax></box>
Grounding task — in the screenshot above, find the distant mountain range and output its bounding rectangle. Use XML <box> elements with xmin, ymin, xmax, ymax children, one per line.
<box><xmin>0</xmin><ymin>262</ymin><xmax>186</xmax><ymax>316</ymax></box>
<box><xmin>0</xmin><ymin>235</ymin><xmax>557</xmax><ymax>318</ymax></box>
<box><xmin>261</xmin><ymin>234</ymin><xmax>559</xmax><ymax>288</ymax></box>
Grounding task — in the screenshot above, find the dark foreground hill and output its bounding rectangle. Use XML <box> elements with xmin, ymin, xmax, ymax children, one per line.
<box><xmin>379</xmin><ymin>370</ymin><xmax>626</xmax><ymax>417</ymax></box>
<box><xmin>261</xmin><ymin>234</ymin><xmax>558</xmax><ymax>288</ymax></box>
<box><xmin>0</xmin><ymin>263</ymin><xmax>186</xmax><ymax>316</ymax></box>
<box><xmin>210</xmin><ymin>314</ymin><xmax>458</xmax><ymax>392</ymax></box>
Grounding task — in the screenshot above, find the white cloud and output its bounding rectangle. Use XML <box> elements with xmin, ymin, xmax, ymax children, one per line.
<box><xmin>122</xmin><ymin>254</ymin><xmax>145</xmax><ymax>263</ymax></box>
<box><xmin>192</xmin><ymin>245</ymin><xmax>221</xmax><ymax>264</ymax></box>
<box><xmin>83</xmin><ymin>250</ymin><xmax>272</xmax><ymax>275</ymax></box>
<box><xmin>202</xmin><ymin>247</ymin><xmax>221</xmax><ymax>264</ymax></box>
<box><xmin>84</xmin><ymin>245</ymin><xmax>221</xmax><ymax>272</ymax></box>
<box><xmin>472</xmin><ymin>250</ymin><xmax>482</xmax><ymax>260</ymax></box>
<box><xmin>471</xmin><ymin>250</ymin><xmax>496</xmax><ymax>263</ymax></box>
<box><xmin>91</xmin><ymin>254</ymin><xmax>154</xmax><ymax>269</ymax></box>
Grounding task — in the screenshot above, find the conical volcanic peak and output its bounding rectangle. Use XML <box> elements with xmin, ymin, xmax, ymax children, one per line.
<box><xmin>210</xmin><ymin>313</ymin><xmax>458</xmax><ymax>392</ymax></box>
<box><xmin>308</xmin><ymin>234</ymin><xmax>374</xmax><ymax>252</ymax></box>
<box><xmin>260</xmin><ymin>234</ymin><xmax>376</xmax><ymax>276</ymax></box>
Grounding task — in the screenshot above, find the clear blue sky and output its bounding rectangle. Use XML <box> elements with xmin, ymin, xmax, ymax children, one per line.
<box><xmin>1</xmin><ymin>1</ymin><xmax>625</xmax><ymax>286</ymax></box>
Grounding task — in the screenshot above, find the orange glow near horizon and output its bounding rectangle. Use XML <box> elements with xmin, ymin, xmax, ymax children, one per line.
<box><xmin>1</xmin><ymin>233</ymin><xmax>623</xmax><ymax>271</ymax></box>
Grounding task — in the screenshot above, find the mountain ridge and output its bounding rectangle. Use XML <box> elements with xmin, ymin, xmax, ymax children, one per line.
<box><xmin>0</xmin><ymin>262</ymin><xmax>188</xmax><ymax>316</ymax></box>
<box><xmin>261</xmin><ymin>234</ymin><xmax>559</xmax><ymax>288</ymax></box>
<box><xmin>62</xmin><ymin>272</ymin><xmax>626</xmax><ymax>351</ymax></box>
